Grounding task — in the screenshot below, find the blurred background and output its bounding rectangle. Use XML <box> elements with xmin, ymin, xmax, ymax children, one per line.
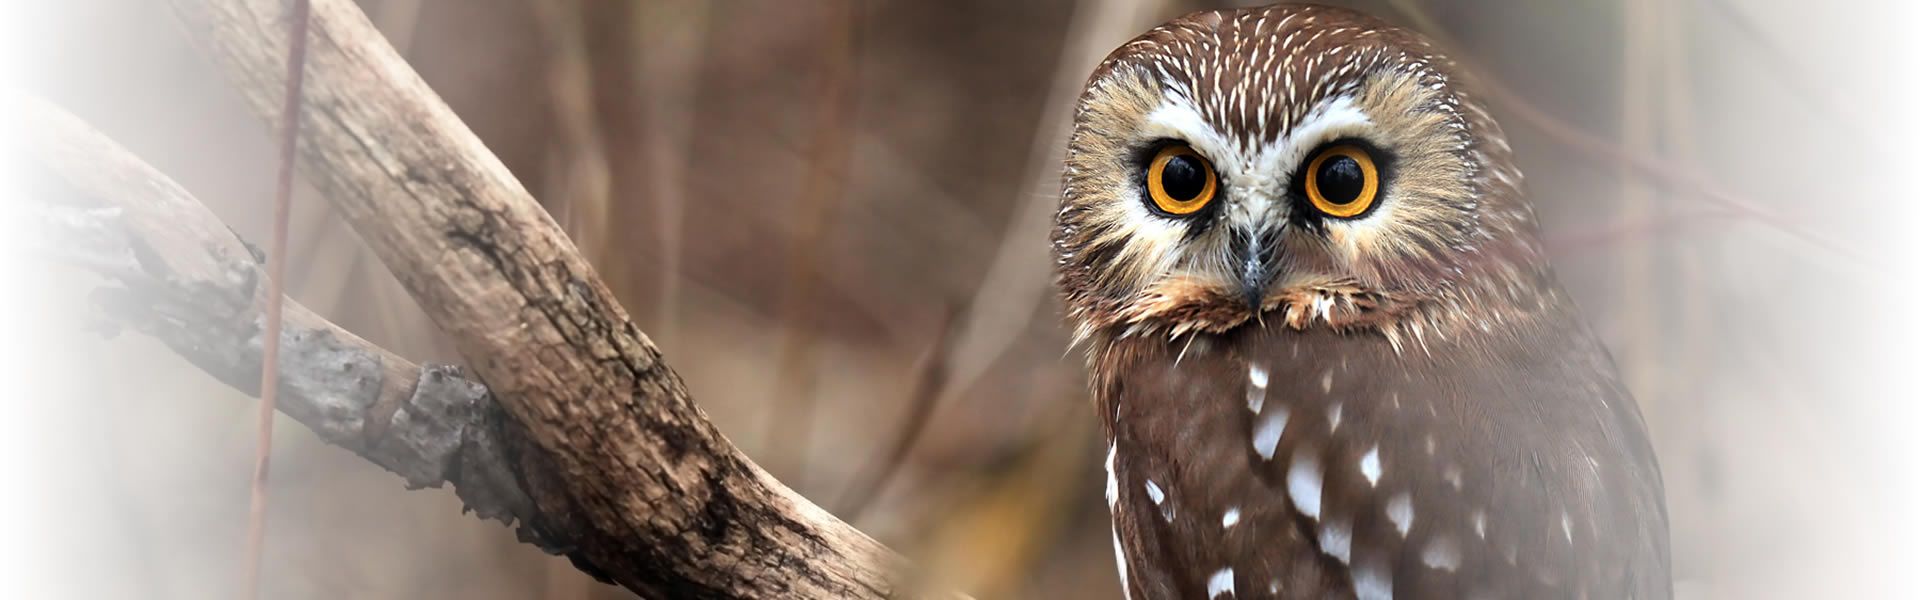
<box><xmin>8</xmin><ymin>0</ymin><xmax>1919</xmax><ymax>598</ymax></box>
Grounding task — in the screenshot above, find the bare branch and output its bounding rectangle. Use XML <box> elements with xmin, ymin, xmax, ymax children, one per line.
<box><xmin>12</xmin><ymin>94</ymin><xmax>543</xmax><ymax>540</ymax></box>
<box><xmin>23</xmin><ymin>0</ymin><xmax>968</xmax><ymax>596</ymax></box>
<box><xmin>15</xmin><ymin>86</ymin><xmax>953</xmax><ymax>598</ymax></box>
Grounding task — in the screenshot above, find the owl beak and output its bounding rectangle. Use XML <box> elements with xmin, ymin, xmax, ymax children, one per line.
<box><xmin>1233</xmin><ymin>225</ymin><xmax>1281</xmax><ymax>316</ymax></box>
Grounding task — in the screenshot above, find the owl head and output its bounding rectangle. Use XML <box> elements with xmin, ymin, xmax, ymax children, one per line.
<box><xmin>1053</xmin><ymin>5</ymin><xmax>1551</xmax><ymax>345</ymax></box>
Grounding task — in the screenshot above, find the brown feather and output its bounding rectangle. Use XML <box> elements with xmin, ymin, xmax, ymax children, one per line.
<box><xmin>1055</xmin><ymin>4</ymin><xmax>1671</xmax><ymax>599</ymax></box>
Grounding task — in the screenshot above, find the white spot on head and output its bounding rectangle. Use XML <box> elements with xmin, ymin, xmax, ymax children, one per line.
<box><xmin>1248</xmin><ymin>364</ymin><xmax>1269</xmax><ymax>388</ymax></box>
<box><xmin>1267</xmin><ymin>94</ymin><xmax>1374</xmax><ymax>169</ymax></box>
<box><xmin>1287</xmin><ymin>451</ymin><xmax>1323</xmax><ymax>520</ymax></box>
<box><xmin>1143</xmin><ymin>98</ymin><xmax>1253</xmax><ymax>193</ymax></box>
<box><xmin>1222</xmin><ymin>507</ymin><xmax>1241</xmax><ymax>528</ymax></box>
<box><xmin>1144</xmin><ymin>480</ymin><xmax>1165</xmax><ymax>505</ymax></box>
<box><xmin>1207</xmin><ymin>567</ymin><xmax>1234</xmax><ymax>598</ymax></box>
<box><xmin>1359</xmin><ymin>445</ymin><xmax>1381</xmax><ymax>486</ymax></box>
<box><xmin>1352</xmin><ymin>564</ymin><xmax>1393</xmax><ymax>600</ymax></box>
<box><xmin>1386</xmin><ymin>492</ymin><xmax>1414</xmax><ymax>536</ymax></box>
<box><xmin>1320</xmin><ymin>369</ymin><xmax>1334</xmax><ymax>393</ymax></box>
<box><xmin>1252</xmin><ymin>407</ymin><xmax>1289</xmax><ymax>460</ymax></box>
<box><xmin>1328</xmin><ymin>402</ymin><xmax>1343</xmax><ymax>431</ymax></box>
<box><xmin>1319</xmin><ymin>519</ymin><xmax>1352</xmax><ymax>564</ymax></box>
<box><xmin>1472</xmin><ymin>509</ymin><xmax>1487</xmax><ymax>539</ymax></box>
<box><xmin>1268</xmin><ymin>580</ymin><xmax>1280</xmax><ymax>594</ymax></box>
<box><xmin>1422</xmin><ymin>536</ymin><xmax>1462</xmax><ymax>571</ymax></box>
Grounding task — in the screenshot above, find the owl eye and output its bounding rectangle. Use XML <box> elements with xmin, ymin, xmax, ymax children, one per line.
<box><xmin>1145</xmin><ymin>144</ymin><xmax>1218</xmax><ymax>216</ymax></box>
<box><xmin>1305</xmin><ymin>144</ymin><xmax>1380</xmax><ymax>218</ymax></box>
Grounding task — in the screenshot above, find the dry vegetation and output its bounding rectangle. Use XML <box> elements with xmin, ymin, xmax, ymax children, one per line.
<box><xmin>14</xmin><ymin>0</ymin><xmax>1916</xmax><ymax>598</ymax></box>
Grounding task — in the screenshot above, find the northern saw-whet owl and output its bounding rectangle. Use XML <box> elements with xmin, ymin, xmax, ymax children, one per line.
<box><xmin>1051</xmin><ymin>5</ymin><xmax>1670</xmax><ymax>599</ymax></box>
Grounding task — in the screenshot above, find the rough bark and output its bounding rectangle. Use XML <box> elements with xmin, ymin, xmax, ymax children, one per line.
<box><xmin>19</xmin><ymin>94</ymin><xmax>612</xmax><ymax>581</ymax></box>
<box><xmin>15</xmin><ymin>0</ymin><xmax>955</xmax><ymax>596</ymax></box>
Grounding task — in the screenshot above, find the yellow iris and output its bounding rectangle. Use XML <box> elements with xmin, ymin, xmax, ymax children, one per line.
<box><xmin>1146</xmin><ymin>144</ymin><xmax>1218</xmax><ymax>215</ymax></box>
<box><xmin>1304</xmin><ymin>144</ymin><xmax>1380</xmax><ymax>218</ymax></box>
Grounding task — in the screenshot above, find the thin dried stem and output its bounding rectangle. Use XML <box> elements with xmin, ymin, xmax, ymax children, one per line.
<box><xmin>944</xmin><ymin>0</ymin><xmax>1167</xmax><ymax>396</ymax></box>
<box><xmin>766</xmin><ymin>0</ymin><xmax>861</xmax><ymax>486</ymax></box>
<box><xmin>241</xmin><ymin>0</ymin><xmax>308</xmax><ymax>596</ymax></box>
<box><xmin>835</xmin><ymin>307</ymin><xmax>963</xmax><ymax>522</ymax></box>
<box><xmin>1620</xmin><ymin>0</ymin><xmax>1660</xmax><ymax>407</ymax></box>
<box><xmin>1386</xmin><ymin>0</ymin><xmax>1877</xmax><ymax>270</ymax></box>
<box><xmin>1701</xmin><ymin>0</ymin><xmax>1884</xmax><ymax>151</ymax></box>
<box><xmin>527</xmin><ymin>0</ymin><xmax>614</xmax><ymax>267</ymax></box>
<box><xmin>629</xmin><ymin>0</ymin><xmax>709</xmax><ymax>349</ymax></box>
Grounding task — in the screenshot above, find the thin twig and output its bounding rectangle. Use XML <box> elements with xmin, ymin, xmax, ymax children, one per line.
<box><xmin>942</xmin><ymin>0</ymin><xmax>1166</xmax><ymax>398</ymax></box>
<box><xmin>241</xmin><ymin>0</ymin><xmax>309</xmax><ymax>597</ymax></box>
<box><xmin>835</xmin><ymin>306</ymin><xmax>964</xmax><ymax>522</ymax></box>
<box><xmin>635</xmin><ymin>0</ymin><xmax>709</xmax><ymax>350</ymax></box>
<box><xmin>527</xmin><ymin>0</ymin><xmax>614</xmax><ymax>267</ymax></box>
<box><xmin>1700</xmin><ymin>0</ymin><xmax>1884</xmax><ymax>152</ymax></box>
<box><xmin>1385</xmin><ymin>0</ymin><xmax>1878</xmax><ymax>270</ymax></box>
<box><xmin>1620</xmin><ymin>0</ymin><xmax>1660</xmax><ymax>406</ymax></box>
<box><xmin>766</xmin><ymin>0</ymin><xmax>861</xmax><ymax>486</ymax></box>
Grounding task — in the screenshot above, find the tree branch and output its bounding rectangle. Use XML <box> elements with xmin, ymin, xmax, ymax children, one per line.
<box><xmin>19</xmin><ymin>0</ymin><xmax>957</xmax><ymax>595</ymax></box>
<box><xmin>15</xmin><ymin>91</ymin><xmax>565</xmax><ymax>562</ymax></box>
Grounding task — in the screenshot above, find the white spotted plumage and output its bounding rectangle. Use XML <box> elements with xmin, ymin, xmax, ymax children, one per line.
<box><xmin>1059</xmin><ymin>5</ymin><xmax>1668</xmax><ymax>598</ymax></box>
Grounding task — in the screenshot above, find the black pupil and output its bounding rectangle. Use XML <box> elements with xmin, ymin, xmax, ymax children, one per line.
<box><xmin>1316</xmin><ymin>155</ymin><xmax>1366</xmax><ymax>205</ymax></box>
<box><xmin>1161</xmin><ymin>154</ymin><xmax>1206</xmax><ymax>201</ymax></box>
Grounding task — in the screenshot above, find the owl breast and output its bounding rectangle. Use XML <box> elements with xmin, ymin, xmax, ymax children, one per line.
<box><xmin>1096</xmin><ymin>317</ymin><xmax>1668</xmax><ymax>599</ymax></box>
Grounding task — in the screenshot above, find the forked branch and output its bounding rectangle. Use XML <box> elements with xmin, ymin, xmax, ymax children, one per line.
<box><xmin>14</xmin><ymin>0</ymin><xmax>961</xmax><ymax>596</ymax></box>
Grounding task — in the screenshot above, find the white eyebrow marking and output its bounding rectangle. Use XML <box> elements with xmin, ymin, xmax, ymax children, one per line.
<box><xmin>1287</xmin><ymin>451</ymin><xmax>1324</xmax><ymax>520</ymax></box>
<box><xmin>1143</xmin><ymin>98</ymin><xmax>1244</xmax><ymax>181</ymax></box>
<box><xmin>1359</xmin><ymin>445</ymin><xmax>1381</xmax><ymax>486</ymax></box>
<box><xmin>1387</xmin><ymin>492</ymin><xmax>1414</xmax><ymax>536</ymax></box>
<box><xmin>1207</xmin><ymin>568</ymin><xmax>1235</xmax><ymax>598</ymax></box>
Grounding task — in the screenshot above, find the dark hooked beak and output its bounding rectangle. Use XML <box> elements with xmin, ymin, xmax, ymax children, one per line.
<box><xmin>1232</xmin><ymin>225</ymin><xmax>1281</xmax><ymax>316</ymax></box>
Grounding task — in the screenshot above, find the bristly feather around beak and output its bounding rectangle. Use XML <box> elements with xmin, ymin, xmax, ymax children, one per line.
<box><xmin>1232</xmin><ymin>224</ymin><xmax>1282</xmax><ymax>316</ymax></box>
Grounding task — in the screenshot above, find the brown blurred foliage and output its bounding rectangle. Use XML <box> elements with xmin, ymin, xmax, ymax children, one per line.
<box><xmin>21</xmin><ymin>0</ymin><xmax>1915</xmax><ymax>598</ymax></box>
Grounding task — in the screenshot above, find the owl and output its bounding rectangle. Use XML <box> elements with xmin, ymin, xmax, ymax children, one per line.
<box><xmin>1051</xmin><ymin>5</ymin><xmax>1670</xmax><ymax>599</ymax></box>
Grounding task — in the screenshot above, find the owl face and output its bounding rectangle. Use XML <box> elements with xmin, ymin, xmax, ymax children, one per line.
<box><xmin>1054</xmin><ymin>6</ymin><xmax>1545</xmax><ymax>341</ymax></box>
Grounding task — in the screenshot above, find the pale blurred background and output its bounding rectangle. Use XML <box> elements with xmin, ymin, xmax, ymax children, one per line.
<box><xmin>7</xmin><ymin>0</ymin><xmax>1919</xmax><ymax>598</ymax></box>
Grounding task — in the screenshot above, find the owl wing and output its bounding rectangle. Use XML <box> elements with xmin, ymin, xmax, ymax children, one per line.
<box><xmin>1101</xmin><ymin>322</ymin><xmax>1668</xmax><ymax>599</ymax></box>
